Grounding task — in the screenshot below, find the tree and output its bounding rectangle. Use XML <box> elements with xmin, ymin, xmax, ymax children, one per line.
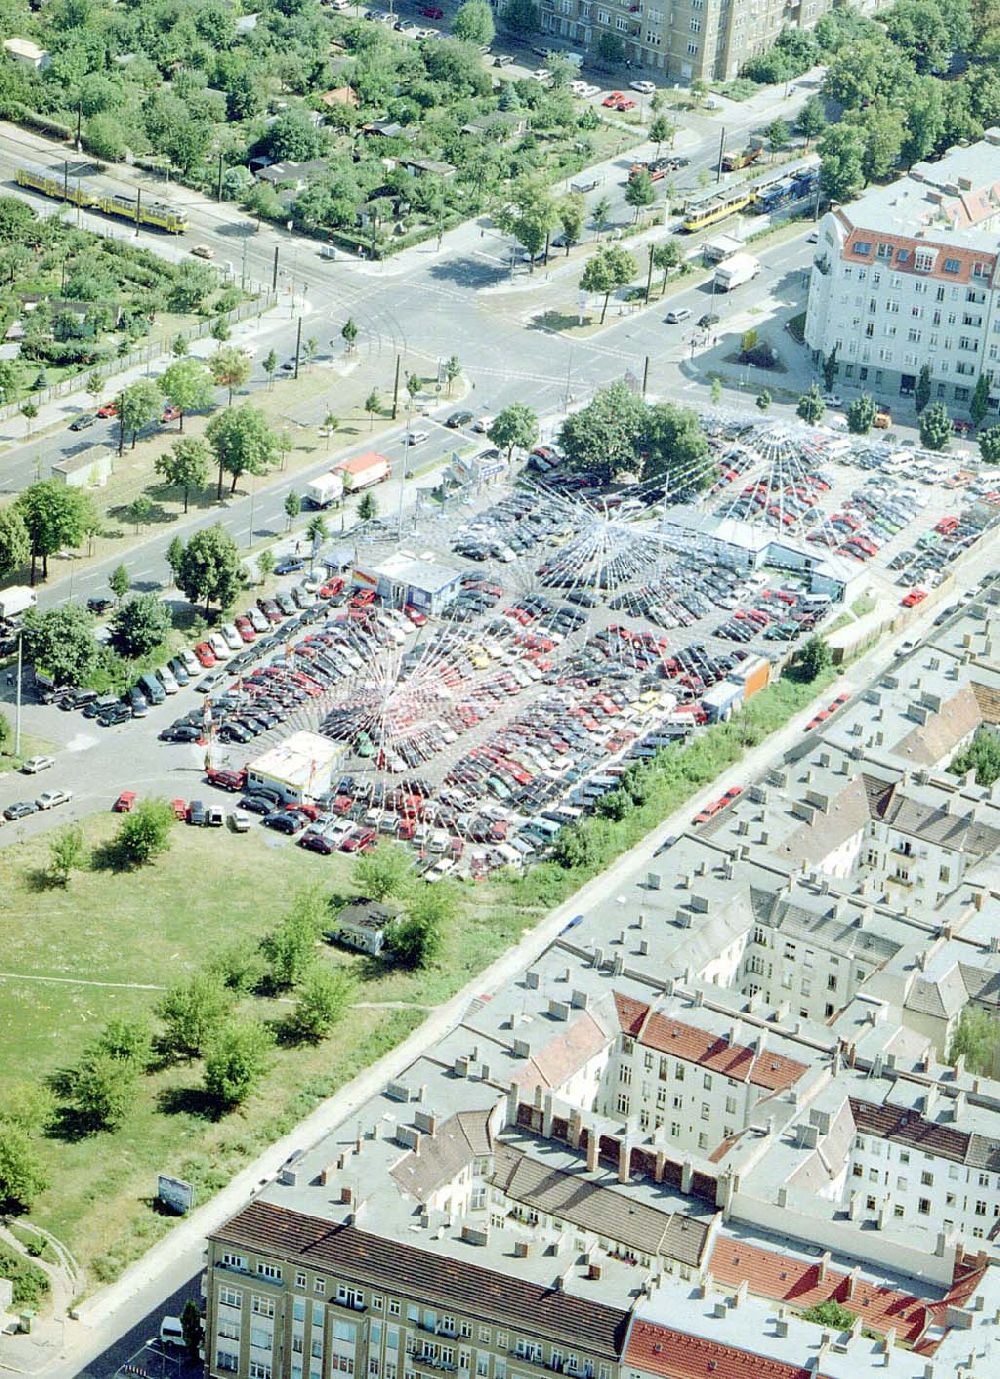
<box><xmin>651</xmin><ymin>239</ymin><xmax>681</xmax><ymax>294</ymax></box>
<box><xmin>756</xmin><ymin>390</ymin><xmax>772</xmax><ymax>411</ymax></box>
<box><xmin>22</xmin><ymin>603</ymin><xmax>98</xmax><ymax>687</ymax></box>
<box><xmin>901</xmin><ymin>75</ymin><xmax>945</xmax><ymax>166</ymax></box>
<box><xmin>595</xmin><ymin>30</ymin><xmax>626</xmax><ymax>62</ymax></box>
<box><xmin>109</xmin><ymin>593</ymin><xmax>172</xmax><ymax>659</ymax></box>
<box><xmin>209</xmin><ymin>346</ymin><xmax>251</xmax><ymax>405</ymax></box>
<box><xmin>354</xmin><ymin>841</ymin><xmax>412</xmax><ymax>901</ymax></box>
<box><xmin>161</xmin><ymin>359</ymin><xmax>214</xmax><ymax>433</ymax></box>
<box><xmin>502</xmin><ymin>0</ymin><xmax>539</xmax><ymax>34</ymax></box>
<box><xmin>884</xmin><ymin>0</ymin><xmax>953</xmax><ymax>73</ymax></box>
<box><xmin>979</xmin><ymin>425</ymin><xmax>1000</xmax><ymax>463</ymax></box>
<box><xmin>624</xmin><ymin>171</ymin><xmax>656</xmax><ymax>223</ymax></box>
<box><xmin>818</xmin><ymin>124</ymin><xmax>867</xmax><ymax>204</ymax></box>
<box><xmin>63</xmin><ymin>1049</ymin><xmax>135</xmax><ymax>1132</ymax></box>
<box><xmin>291</xmin><ymin>967</ymin><xmax>355</xmax><ymax>1042</ymax></box>
<box><xmin>204</xmin><ymin>1018</ymin><xmax>273</xmax><ymax>1109</ymax></box>
<box><xmin>181</xmin><ymin>1301</ymin><xmax>204</xmax><ymax>1365</ymax></box>
<box><xmin>493</xmin><ymin>177</ymin><xmax>558</xmax><ymax>271</ymax></box>
<box><xmin>553</xmin><ymin>822</ymin><xmax>595</xmax><ymax>869</ymax></box>
<box><xmin>854</xmin><ymin>104</ymin><xmax>906</xmax><ymax>183</ymax></box>
<box><xmin>914</xmin><ymin>362</ymin><xmax>932</xmax><ymax>414</ymax></box>
<box><xmin>166</xmin><ymin>535</ymin><xmax>185</xmax><ymax>583</ymax></box>
<box><xmin>971</xmin><ymin>374</ymin><xmax>991</xmax><ymax>429</ymax></box>
<box><xmin>118</xmin><ymin>379</ymin><xmax>162</xmax><ymax>454</ymax></box>
<box><xmin>156</xmin><ymin>438</ymin><xmax>211</xmax><ymax>513</ymax></box>
<box><xmin>822</xmin><ymin>349</ymin><xmax>838</xmax><ymax>394</ymax></box>
<box><xmin>847</xmin><ymin>393</ymin><xmax>877</xmax><ymax>434</ymax></box>
<box><xmin>125</xmin><ymin>496</ymin><xmax>153</xmax><ymax>534</ymax></box>
<box><xmin>919</xmin><ymin>400</ymin><xmax>952</xmax><ymax>451</ymax></box>
<box><xmin>176</xmin><ymin>525</ymin><xmax>245</xmax><ymax>614</ymax></box>
<box><xmin>649</xmin><ymin>114</ymin><xmax>676</xmax><ymax>156</ymax></box>
<box><xmin>488</xmin><ymin>402</ymin><xmax>539</xmax><ymax>460</ymax></box>
<box><xmin>591</xmin><ymin>195</ymin><xmax>612</xmax><ymax>239</ymax></box>
<box><xmin>210</xmin><ymin>316</ymin><xmax>231</xmax><ymax>345</ymax></box>
<box><xmin>157</xmin><ymin>972</ymin><xmax>231</xmax><ymax>1058</ymax></box>
<box><xmin>171</xmin><ymin>334</ymin><xmax>189</xmax><ymax>358</ymax></box>
<box><xmin>108</xmin><ymin>563</ymin><xmax>129</xmax><ymax>603</ymax></box>
<box><xmin>365</xmin><ymin>389</ymin><xmax>381</xmax><ymax>430</ymax></box>
<box><xmin>453</xmin><ymin>0</ymin><xmax>495</xmax><ymax>44</ymax></box>
<box><xmin>20</xmin><ymin>402</ymin><xmax>37</xmax><ymax>436</ymax></box>
<box><xmin>949</xmin><ymin>1005</ymin><xmax>1000</xmax><ymax>1076</ymax></box>
<box><xmin>284</xmin><ymin>491</ymin><xmax>301</xmax><ymax>530</ymax></box>
<box><xmin>796</xmin><ymin>634</ymin><xmax>832</xmax><ymax>682</ymax></box>
<box><xmin>0</xmin><ymin>506</ymin><xmax>29</xmax><ymax>581</ymax></box>
<box><xmin>444</xmin><ymin>355</ymin><xmax>461</xmax><ymax>395</ymax></box>
<box><xmin>384</xmin><ymin>907</ymin><xmax>441</xmax><ymax>968</ymax></box>
<box><xmin>358</xmin><ymin>491</ymin><xmax>378</xmax><ymax>522</ymax></box>
<box><xmin>642</xmin><ymin>403</ymin><xmax>711</xmax><ymax>489</ymax></box>
<box><xmin>48</xmin><ymin>823</ymin><xmax>86</xmax><ymax>887</ymax></box>
<box><xmin>559</xmin><ymin>380</ymin><xmax>646</xmax><ymax>481</ymax></box>
<box><xmin>260</xmin><ymin>891</ymin><xmax>325</xmax><ymax>990</ymax></box>
<box><xmin>263</xmin><ymin>348</ymin><xmax>279</xmax><ymax>389</ymax></box>
<box><xmin>767</xmin><ymin>117</ymin><xmax>790</xmax><ymax>149</ymax></box>
<box><xmin>796</xmin><ymin>385</ymin><xmax>826</xmax><ymax>425</ymax></box>
<box><xmin>556</xmin><ymin>194</ymin><xmax>586</xmax><ymax>256</ymax></box>
<box><xmin>16</xmin><ymin>480</ymin><xmax>98</xmax><ymax>582</ymax></box>
<box><xmin>115</xmin><ymin>797</ymin><xmax>176</xmax><ymax>867</ymax></box>
<box><xmin>257</xmin><ymin>549</ymin><xmax>275</xmax><ymax>585</ymax></box>
<box><xmin>580</xmin><ymin>246</ymin><xmax>637</xmax><ymax>325</ymax></box>
<box><xmin>0</xmin><ymin>1124</ymin><xmax>49</xmax><ymax>1212</ymax></box>
<box><xmin>951</xmin><ymin>726</ymin><xmax>1000</xmax><ymax>786</ymax></box>
<box><xmin>341</xmin><ymin>318</ymin><xmax>359</xmax><ymax>354</ymax></box>
<box><xmin>322</xmin><ymin>411</ymin><xmax>339</xmax><ymax>449</ymax></box>
<box><xmin>206</xmin><ymin>404</ymin><xmax>277</xmax><ymax>498</ymax></box>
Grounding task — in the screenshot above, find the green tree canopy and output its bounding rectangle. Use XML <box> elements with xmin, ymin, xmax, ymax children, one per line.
<box><xmin>579</xmin><ymin>245</ymin><xmax>637</xmax><ymax>324</ymax></box>
<box><xmin>291</xmin><ymin>967</ymin><xmax>355</xmax><ymax>1042</ymax></box>
<box><xmin>114</xmin><ymin>798</ymin><xmax>177</xmax><ymax>868</ymax></box>
<box><xmin>796</xmin><ymin>385</ymin><xmax>826</xmax><ymax>425</ymax></box>
<box><xmin>22</xmin><ymin>603</ymin><xmax>98</xmax><ymax>687</ymax></box>
<box><xmin>15</xmin><ymin>481</ymin><xmax>98</xmax><ymax>582</ymax></box>
<box><xmin>209</xmin><ymin>346</ymin><xmax>251</xmax><ymax>405</ymax></box>
<box><xmin>918</xmin><ymin>399</ymin><xmax>952</xmax><ymax>450</ymax></box>
<box><xmin>353</xmin><ymin>841</ymin><xmax>413</xmax><ymax>901</ymax></box>
<box><xmin>488</xmin><ymin>402</ymin><xmax>539</xmax><ymax>459</ymax></box>
<box><xmin>161</xmin><ymin>358</ymin><xmax>215</xmax><ymax>432</ymax></box>
<box><xmin>204</xmin><ymin>1018</ymin><xmax>273</xmax><ymax>1108</ymax></box>
<box><xmin>559</xmin><ymin>380</ymin><xmax>646</xmax><ymax>481</ymax></box>
<box><xmin>453</xmin><ymin>0</ymin><xmax>495</xmax><ymax>44</ymax></box>
<box><xmin>156</xmin><ymin>437</ymin><xmax>212</xmax><ymax>513</ymax></box>
<box><xmin>951</xmin><ymin>726</ymin><xmax>1000</xmax><ymax>786</ymax></box>
<box><xmin>847</xmin><ymin>393</ymin><xmax>877</xmax><ymax>434</ymax></box>
<box><xmin>641</xmin><ymin>403</ymin><xmax>711</xmax><ymax>489</ymax></box>
<box><xmin>176</xmin><ymin>525</ymin><xmax>245</xmax><ymax>614</ymax></box>
<box><xmin>0</xmin><ymin>1124</ymin><xmax>49</xmax><ymax>1213</ymax></box>
<box><xmin>0</xmin><ymin>506</ymin><xmax>29</xmax><ymax>582</ymax></box>
<box><xmin>205</xmin><ymin>404</ymin><xmax>277</xmax><ymax>497</ymax></box>
<box><xmin>118</xmin><ymin>378</ymin><xmax>162</xmax><ymax>453</ymax></box>
<box><xmin>158</xmin><ymin>972</ymin><xmax>231</xmax><ymax>1058</ymax></box>
<box><xmin>109</xmin><ymin>593</ymin><xmax>172</xmax><ymax>659</ymax></box>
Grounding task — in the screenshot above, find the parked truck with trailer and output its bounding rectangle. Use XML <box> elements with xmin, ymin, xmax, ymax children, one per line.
<box><xmin>334</xmin><ymin>451</ymin><xmax>392</xmax><ymax>493</ymax></box>
<box><xmin>713</xmin><ymin>252</ymin><xmax>761</xmax><ymax>292</ymax></box>
<box><xmin>305</xmin><ymin>472</ymin><xmax>345</xmax><ymax>509</ymax></box>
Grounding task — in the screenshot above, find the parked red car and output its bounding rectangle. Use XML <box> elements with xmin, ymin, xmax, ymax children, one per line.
<box><xmin>193</xmin><ymin>641</ymin><xmax>216</xmax><ymax>667</ymax></box>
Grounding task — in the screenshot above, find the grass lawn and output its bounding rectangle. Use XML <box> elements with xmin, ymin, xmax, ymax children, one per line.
<box><xmin>0</xmin><ymin>815</ymin><xmax>532</xmax><ymax>1288</ymax></box>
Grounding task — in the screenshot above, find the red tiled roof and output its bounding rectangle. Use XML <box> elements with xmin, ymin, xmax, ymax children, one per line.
<box><xmin>842</xmin><ymin>228</ymin><xmax>995</xmax><ymax>285</ymax></box>
<box><xmin>513</xmin><ymin>1011</ymin><xmax>608</xmax><ymax>1093</ymax></box>
<box><xmin>624</xmin><ymin>1319</ymin><xmax>826</xmax><ymax>1379</ymax></box>
<box><xmin>709</xmin><ymin>1239</ymin><xmax>929</xmax><ymax>1347</ymax></box>
<box><xmin>615</xmin><ymin>991</ymin><xmax>649</xmax><ymax>1037</ymax></box>
<box><xmin>615</xmin><ymin>997</ymin><xmax>807</xmax><ymax>1093</ymax></box>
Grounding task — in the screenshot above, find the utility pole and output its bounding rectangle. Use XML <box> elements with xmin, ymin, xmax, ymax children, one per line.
<box><xmin>641</xmin><ymin>355</ymin><xmax>650</xmax><ymax>398</ymax></box>
<box><xmin>13</xmin><ymin>631</ymin><xmax>22</xmax><ymax>757</ymax></box>
<box><xmin>644</xmin><ymin>244</ymin><xmax>655</xmax><ymax>305</ymax></box>
<box><xmin>217</xmin><ymin>152</ymin><xmax>224</xmax><ymax>203</ymax></box>
<box><xmin>271</xmin><ymin>246</ymin><xmax>279</xmax><ymax>293</ymax></box>
<box><xmin>241</xmin><ymin>233</ymin><xmax>249</xmax><ymax>290</ymax></box>
<box><xmin>293</xmin><ymin>317</ymin><xmax>302</xmax><ymax>380</ymax></box>
<box><xmin>716</xmin><ymin>126</ymin><xmax>726</xmax><ymax>184</ymax></box>
<box><xmin>76</xmin><ymin>100</ymin><xmax>82</xmax><ymax>152</ymax></box>
<box><xmin>135</xmin><ymin>187</ymin><xmax>142</xmax><ymax>236</ymax></box>
<box><xmin>63</xmin><ymin>160</ymin><xmax>69</xmax><ymax>202</ymax></box>
<box><xmin>391</xmin><ymin>354</ymin><xmax>402</xmax><ymax>420</ymax></box>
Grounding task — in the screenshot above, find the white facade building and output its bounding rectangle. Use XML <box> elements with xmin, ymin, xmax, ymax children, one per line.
<box><xmin>805</xmin><ymin>131</ymin><xmax>1000</xmax><ymax>415</ymax></box>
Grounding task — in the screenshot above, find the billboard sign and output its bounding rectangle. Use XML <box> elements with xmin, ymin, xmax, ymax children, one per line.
<box><xmin>158</xmin><ymin>1174</ymin><xmax>195</xmax><ymax>1216</ymax></box>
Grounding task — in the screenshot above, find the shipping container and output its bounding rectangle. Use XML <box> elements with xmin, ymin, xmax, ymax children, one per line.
<box><xmin>728</xmin><ymin>654</ymin><xmax>770</xmax><ymax>700</ymax></box>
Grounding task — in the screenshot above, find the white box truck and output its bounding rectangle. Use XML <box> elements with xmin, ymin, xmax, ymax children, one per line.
<box><xmin>0</xmin><ymin>586</ymin><xmax>37</xmax><ymax>619</ymax></box>
<box><xmin>305</xmin><ymin>471</ymin><xmax>345</xmax><ymax>508</ymax></box>
<box><xmin>714</xmin><ymin>252</ymin><xmax>761</xmax><ymax>292</ymax></box>
<box><xmin>335</xmin><ymin>451</ymin><xmax>392</xmax><ymax>493</ymax></box>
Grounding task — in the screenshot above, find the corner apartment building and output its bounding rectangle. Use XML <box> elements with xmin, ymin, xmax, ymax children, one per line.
<box><xmin>536</xmin><ymin>0</ymin><xmax>827</xmax><ymax>82</ymax></box>
<box><xmin>805</xmin><ymin>130</ymin><xmax>1000</xmax><ymax>416</ymax></box>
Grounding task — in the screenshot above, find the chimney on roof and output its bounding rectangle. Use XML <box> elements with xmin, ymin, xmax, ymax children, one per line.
<box><xmin>817</xmin><ymin>1251</ymin><xmax>831</xmax><ymax>1283</ymax></box>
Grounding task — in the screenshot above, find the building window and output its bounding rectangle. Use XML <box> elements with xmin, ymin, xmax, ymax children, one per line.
<box><xmin>252</xmin><ymin>1297</ymin><xmax>275</xmax><ymax>1318</ymax></box>
<box><xmin>250</xmin><ymin>1365</ymin><xmax>273</xmax><ymax>1379</ymax></box>
<box><xmin>315</xmin><ymin>1280</ymin><xmax>326</xmax><ymax>1297</ymax></box>
<box><xmin>388</xmin><ymin>1301</ymin><xmax>400</xmax><ymax>1317</ymax></box>
<box><xmin>616</xmin><ymin>1093</ymin><xmax>630</xmax><ymax>1115</ymax></box>
<box><xmin>218</xmin><ymin>1352</ymin><xmax>240</xmax><ymax>1373</ymax></box>
<box><xmin>943</xmin><ymin>258</ymin><xmax>960</xmax><ymax>274</ymax></box>
<box><xmin>223</xmin><ymin>1254</ymin><xmax>248</xmax><ymax>1272</ymax></box>
<box><xmin>220</xmin><ymin>1288</ymin><xmax>243</xmax><ymax>1310</ymax></box>
<box><xmin>257</xmin><ymin>1264</ymin><xmax>282</xmax><ymax>1281</ymax></box>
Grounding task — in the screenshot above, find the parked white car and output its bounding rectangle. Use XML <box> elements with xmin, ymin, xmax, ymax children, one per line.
<box><xmin>21</xmin><ymin>755</ymin><xmax>55</xmax><ymax>774</ymax></box>
<box><xmin>36</xmin><ymin>788</ymin><xmax>73</xmax><ymax>810</ymax></box>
